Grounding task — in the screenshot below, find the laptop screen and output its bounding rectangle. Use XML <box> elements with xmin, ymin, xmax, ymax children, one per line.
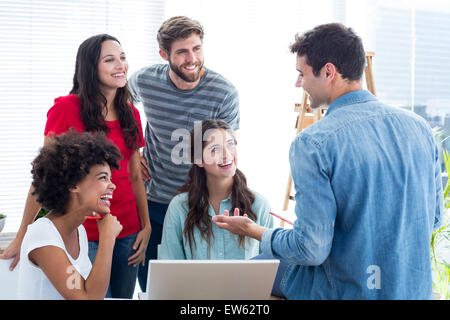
<box><xmin>145</xmin><ymin>259</ymin><xmax>279</xmax><ymax>300</ymax></box>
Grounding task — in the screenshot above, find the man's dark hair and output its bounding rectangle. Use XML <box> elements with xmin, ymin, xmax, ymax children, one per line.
<box><xmin>157</xmin><ymin>16</ymin><xmax>204</xmax><ymax>53</ymax></box>
<box><xmin>31</xmin><ymin>130</ymin><xmax>121</xmax><ymax>214</ymax></box>
<box><xmin>290</xmin><ymin>23</ymin><xmax>365</xmax><ymax>81</ymax></box>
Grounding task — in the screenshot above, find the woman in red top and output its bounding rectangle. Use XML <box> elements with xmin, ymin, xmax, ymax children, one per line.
<box><xmin>2</xmin><ymin>34</ymin><xmax>151</xmax><ymax>299</ymax></box>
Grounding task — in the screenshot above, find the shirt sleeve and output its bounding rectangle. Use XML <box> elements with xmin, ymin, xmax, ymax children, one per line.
<box><xmin>252</xmin><ymin>193</ymin><xmax>274</xmax><ymax>254</ymax></box>
<box><xmin>21</xmin><ymin>220</ymin><xmax>66</xmax><ymax>260</ymax></box>
<box><xmin>254</xmin><ymin>192</ymin><xmax>273</xmax><ymax>229</ymax></box>
<box><xmin>158</xmin><ymin>196</ymin><xmax>187</xmax><ymax>259</ymax></box>
<box><xmin>128</xmin><ymin>70</ymin><xmax>142</xmax><ymax>104</ymax></box>
<box><xmin>44</xmin><ymin>100</ymin><xmax>69</xmax><ymax>136</ymax></box>
<box><xmin>262</xmin><ymin>133</ymin><xmax>336</xmax><ymax>266</ymax></box>
<box><xmin>217</xmin><ymin>87</ymin><xmax>240</xmax><ymax>131</ymax></box>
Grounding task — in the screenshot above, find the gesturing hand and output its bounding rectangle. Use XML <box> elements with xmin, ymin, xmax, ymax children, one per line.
<box><xmin>212</xmin><ymin>208</ymin><xmax>267</xmax><ymax>241</ymax></box>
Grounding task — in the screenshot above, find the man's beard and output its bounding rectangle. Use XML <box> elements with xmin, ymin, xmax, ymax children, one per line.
<box><xmin>168</xmin><ymin>59</ymin><xmax>204</xmax><ymax>83</ymax></box>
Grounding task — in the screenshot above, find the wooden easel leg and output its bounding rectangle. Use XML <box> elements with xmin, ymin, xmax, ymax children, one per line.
<box><xmin>283</xmin><ymin>174</ymin><xmax>293</xmax><ymax>211</ymax></box>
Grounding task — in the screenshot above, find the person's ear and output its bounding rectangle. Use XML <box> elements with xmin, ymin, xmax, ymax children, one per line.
<box><xmin>159</xmin><ymin>49</ymin><xmax>169</xmax><ymax>61</ymax></box>
<box><xmin>324</xmin><ymin>63</ymin><xmax>336</xmax><ymax>79</ymax></box>
<box><xmin>69</xmin><ymin>185</ymin><xmax>80</xmax><ymax>194</ymax></box>
<box><xmin>196</xmin><ymin>163</ymin><xmax>204</xmax><ymax>168</ymax></box>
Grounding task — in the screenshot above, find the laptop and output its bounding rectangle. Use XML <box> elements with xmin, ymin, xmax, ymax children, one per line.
<box><xmin>139</xmin><ymin>259</ymin><xmax>279</xmax><ymax>300</ymax></box>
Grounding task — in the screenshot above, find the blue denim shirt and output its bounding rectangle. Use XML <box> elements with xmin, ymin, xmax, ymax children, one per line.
<box><xmin>261</xmin><ymin>90</ymin><xmax>443</xmax><ymax>299</ymax></box>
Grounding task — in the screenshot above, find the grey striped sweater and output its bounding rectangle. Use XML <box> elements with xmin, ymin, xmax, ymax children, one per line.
<box><xmin>128</xmin><ymin>64</ymin><xmax>240</xmax><ymax>217</ymax></box>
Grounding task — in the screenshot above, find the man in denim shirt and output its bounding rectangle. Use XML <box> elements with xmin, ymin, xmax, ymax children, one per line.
<box><xmin>213</xmin><ymin>23</ymin><xmax>444</xmax><ymax>299</ymax></box>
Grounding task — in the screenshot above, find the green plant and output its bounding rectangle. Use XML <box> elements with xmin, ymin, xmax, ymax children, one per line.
<box><xmin>431</xmin><ymin>128</ymin><xmax>450</xmax><ymax>300</ymax></box>
<box><xmin>431</xmin><ymin>214</ymin><xmax>450</xmax><ymax>299</ymax></box>
<box><xmin>0</xmin><ymin>214</ymin><xmax>5</xmax><ymax>219</ymax></box>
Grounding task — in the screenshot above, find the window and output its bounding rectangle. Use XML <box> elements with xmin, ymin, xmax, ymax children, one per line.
<box><xmin>0</xmin><ymin>0</ymin><xmax>164</xmax><ymax>232</ymax></box>
<box><xmin>348</xmin><ymin>0</ymin><xmax>450</xmax><ymax>171</ymax></box>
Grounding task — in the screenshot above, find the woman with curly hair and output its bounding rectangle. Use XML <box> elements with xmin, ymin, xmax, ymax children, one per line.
<box><xmin>18</xmin><ymin>131</ymin><xmax>123</xmax><ymax>299</ymax></box>
<box><xmin>159</xmin><ymin>120</ymin><xmax>273</xmax><ymax>259</ymax></box>
<box><xmin>1</xmin><ymin>34</ymin><xmax>150</xmax><ymax>299</ymax></box>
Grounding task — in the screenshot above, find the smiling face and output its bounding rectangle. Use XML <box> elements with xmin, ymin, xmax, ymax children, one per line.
<box><xmin>295</xmin><ymin>54</ymin><xmax>330</xmax><ymax>109</ymax></box>
<box><xmin>97</xmin><ymin>40</ymin><xmax>128</xmax><ymax>94</ymax></box>
<box><xmin>72</xmin><ymin>163</ymin><xmax>116</xmax><ymax>217</ymax></box>
<box><xmin>197</xmin><ymin>129</ymin><xmax>237</xmax><ymax>180</ymax></box>
<box><xmin>160</xmin><ymin>32</ymin><xmax>204</xmax><ymax>89</ymax></box>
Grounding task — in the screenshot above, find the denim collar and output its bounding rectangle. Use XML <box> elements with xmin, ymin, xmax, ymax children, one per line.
<box><xmin>326</xmin><ymin>90</ymin><xmax>377</xmax><ymax>116</ymax></box>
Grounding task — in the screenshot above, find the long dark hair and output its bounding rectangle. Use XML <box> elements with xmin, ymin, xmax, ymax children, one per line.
<box><xmin>70</xmin><ymin>34</ymin><xmax>141</xmax><ymax>150</ymax></box>
<box><xmin>178</xmin><ymin>120</ymin><xmax>257</xmax><ymax>257</ymax></box>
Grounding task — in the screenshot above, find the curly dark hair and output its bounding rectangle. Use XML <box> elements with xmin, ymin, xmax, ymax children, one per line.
<box><xmin>31</xmin><ymin>130</ymin><xmax>121</xmax><ymax>214</ymax></box>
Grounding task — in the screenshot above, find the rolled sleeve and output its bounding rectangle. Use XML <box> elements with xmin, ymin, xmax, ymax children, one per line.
<box><xmin>260</xmin><ymin>228</ymin><xmax>278</xmax><ymax>258</ymax></box>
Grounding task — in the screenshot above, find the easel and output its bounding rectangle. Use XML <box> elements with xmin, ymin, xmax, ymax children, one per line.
<box><xmin>281</xmin><ymin>52</ymin><xmax>376</xmax><ymax>226</ymax></box>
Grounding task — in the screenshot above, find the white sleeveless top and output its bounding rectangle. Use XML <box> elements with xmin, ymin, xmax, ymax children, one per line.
<box><xmin>17</xmin><ymin>217</ymin><xmax>92</xmax><ymax>299</ymax></box>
